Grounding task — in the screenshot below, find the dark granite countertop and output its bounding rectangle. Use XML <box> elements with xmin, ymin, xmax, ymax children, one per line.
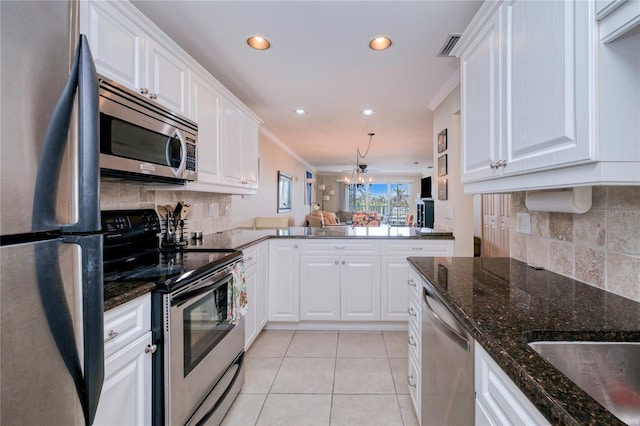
<box><xmin>103</xmin><ymin>226</ymin><xmax>453</xmax><ymax>311</ymax></box>
<box><xmin>183</xmin><ymin>226</ymin><xmax>454</xmax><ymax>251</ymax></box>
<box><xmin>407</xmin><ymin>256</ymin><xmax>640</xmax><ymax>425</ymax></box>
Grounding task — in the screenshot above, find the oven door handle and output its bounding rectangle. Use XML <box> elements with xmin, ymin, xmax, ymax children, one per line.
<box><xmin>171</xmin><ymin>273</ymin><xmax>233</xmax><ymax>307</ymax></box>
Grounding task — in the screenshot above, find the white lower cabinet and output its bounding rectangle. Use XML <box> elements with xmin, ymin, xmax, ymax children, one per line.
<box><xmin>244</xmin><ymin>241</ymin><xmax>269</xmax><ymax>349</ymax></box>
<box><xmin>381</xmin><ymin>241</ymin><xmax>454</xmax><ymax>321</ymax></box>
<box><xmin>300</xmin><ymin>256</ymin><xmax>341</xmax><ymax>320</ymax></box>
<box><xmin>95</xmin><ymin>295</ymin><xmax>152</xmax><ymax>426</ymax></box>
<box><xmin>268</xmin><ymin>239</ymin><xmax>300</xmax><ymax>322</ymax></box>
<box><xmin>406</xmin><ymin>266</ymin><xmax>423</xmax><ymax>420</ymax></box>
<box><xmin>340</xmin><ymin>256</ymin><xmax>381</xmax><ymax>320</ymax></box>
<box><xmin>475</xmin><ymin>342</ymin><xmax>549</xmax><ymax>426</ymax></box>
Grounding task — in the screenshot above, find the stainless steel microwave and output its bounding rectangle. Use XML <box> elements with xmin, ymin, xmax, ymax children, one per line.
<box><xmin>98</xmin><ymin>76</ymin><xmax>197</xmax><ymax>184</ymax></box>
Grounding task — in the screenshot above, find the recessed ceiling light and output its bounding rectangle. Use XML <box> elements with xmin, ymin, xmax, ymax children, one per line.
<box><xmin>361</xmin><ymin>109</ymin><xmax>375</xmax><ymax>116</ymax></box>
<box><xmin>294</xmin><ymin>109</ymin><xmax>308</xmax><ymax>115</ymax></box>
<box><xmin>247</xmin><ymin>35</ymin><xmax>271</xmax><ymax>50</ymax></box>
<box><xmin>369</xmin><ymin>36</ymin><xmax>392</xmax><ymax>51</ymax></box>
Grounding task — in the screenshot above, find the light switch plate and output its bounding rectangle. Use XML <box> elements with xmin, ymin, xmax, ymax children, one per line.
<box><xmin>446</xmin><ymin>207</ymin><xmax>454</xmax><ymax>219</ymax></box>
<box><xmin>516</xmin><ymin>212</ymin><xmax>531</xmax><ymax>234</ymax></box>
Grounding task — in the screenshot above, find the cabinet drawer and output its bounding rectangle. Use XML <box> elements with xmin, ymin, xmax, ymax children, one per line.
<box><xmin>104</xmin><ymin>294</ymin><xmax>151</xmax><ymax>358</ymax></box>
<box><xmin>408</xmin><ymin>321</ymin><xmax>421</xmax><ymax>361</ymax></box>
<box><xmin>302</xmin><ymin>239</ymin><xmax>380</xmax><ymax>256</ymax></box>
<box><xmin>383</xmin><ymin>240</ymin><xmax>453</xmax><ymax>256</ymax></box>
<box><xmin>408</xmin><ymin>349</ymin><xmax>421</xmax><ymax>420</ymax></box>
<box><xmin>242</xmin><ymin>245</ymin><xmax>258</xmax><ymax>268</ymax></box>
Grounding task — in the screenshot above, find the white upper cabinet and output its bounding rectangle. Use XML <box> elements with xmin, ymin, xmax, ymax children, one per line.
<box><xmin>147</xmin><ymin>38</ymin><xmax>189</xmax><ymax>115</ymax></box>
<box><xmin>81</xmin><ymin>0</ymin><xmax>262</xmax><ymax>194</ymax></box>
<box><xmin>456</xmin><ymin>0</ymin><xmax>640</xmax><ymax>193</ymax></box>
<box><xmin>81</xmin><ymin>0</ymin><xmax>146</xmax><ymax>91</ymax></box>
<box><xmin>189</xmin><ymin>72</ymin><xmax>222</xmax><ymax>184</ymax></box>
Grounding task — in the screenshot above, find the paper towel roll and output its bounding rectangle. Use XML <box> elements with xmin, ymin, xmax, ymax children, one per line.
<box><xmin>525</xmin><ymin>187</ymin><xmax>592</xmax><ymax>214</ymax></box>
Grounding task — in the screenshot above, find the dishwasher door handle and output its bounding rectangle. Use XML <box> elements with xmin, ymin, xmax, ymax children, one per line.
<box><xmin>423</xmin><ymin>287</ymin><xmax>469</xmax><ymax>352</ymax></box>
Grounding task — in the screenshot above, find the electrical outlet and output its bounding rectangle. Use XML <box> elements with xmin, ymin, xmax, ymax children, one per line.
<box><xmin>516</xmin><ymin>213</ymin><xmax>531</xmax><ymax>234</ymax></box>
<box><xmin>208</xmin><ymin>204</ymin><xmax>215</xmax><ymax>217</ymax></box>
<box><xmin>224</xmin><ymin>204</ymin><xmax>230</xmax><ymax>216</ymax></box>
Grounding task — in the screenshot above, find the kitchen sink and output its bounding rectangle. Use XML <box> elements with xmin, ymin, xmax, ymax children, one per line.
<box><xmin>528</xmin><ymin>341</ymin><xmax>640</xmax><ymax>425</ymax></box>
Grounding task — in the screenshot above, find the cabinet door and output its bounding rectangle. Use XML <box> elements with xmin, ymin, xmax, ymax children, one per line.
<box><xmin>244</xmin><ymin>262</ymin><xmax>258</xmax><ymax>348</ymax></box>
<box><xmin>340</xmin><ymin>256</ymin><xmax>381</xmax><ymax>320</ymax></box>
<box><xmin>242</xmin><ymin>116</ymin><xmax>259</xmax><ymax>188</ymax></box>
<box><xmin>502</xmin><ymin>0</ymin><xmax>594</xmax><ymax>174</ymax></box>
<box><xmin>380</xmin><ymin>257</ymin><xmax>410</xmax><ymax>321</ymax></box>
<box><xmin>460</xmin><ymin>8</ymin><xmax>502</xmax><ymax>182</ymax></box>
<box><xmin>268</xmin><ymin>240</ymin><xmax>300</xmax><ymax>322</ymax></box>
<box><xmin>190</xmin><ymin>73</ymin><xmax>222</xmax><ymax>184</ymax></box>
<box><xmin>300</xmin><ymin>256</ymin><xmax>341</xmax><ymax>320</ymax></box>
<box><xmin>93</xmin><ymin>332</ymin><xmax>152</xmax><ymax>426</ymax></box>
<box><xmin>256</xmin><ymin>241</ymin><xmax>269</xmax><ymax>330</ymax></box>
<box><xmin>81</xmin><ymin>0</ymin><xmax>146</xmax><ymax>92</ymax></box>
<box><xmin>147</xmin><ymin>38</ymin><xmax>189</xmax><ymax>115</ymax></box>
<box><xmin>221</xmin><ymin>100</ymin><xmax>244</xmax><ymax>186</ymax></box>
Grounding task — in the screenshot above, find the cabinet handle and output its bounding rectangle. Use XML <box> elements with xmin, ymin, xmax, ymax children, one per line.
<box><xmin>294</xmin><ymin>244</ymin><xmax>299</xmax><ymax>248</ymax></box>
<box><xmin>408</xmin><ymin>336</ymin><xmax>417</xmax><ymax>347</ymax></box>
<box><xmin>139</xmin><ymin>88</ymin><xmax>149</xmax><ymax>95</ymax></box>
<box><xmin>149</xmin><ymin>93</ymin><xmax>157</xmax><ymax>100</ymax></box>
<box><xmin>335</xmin><ymin>246</ymin><xmax>346</xmax><ymax>250</ymax></box>
<box><xmin>412</xmin><ymin>247</ymin><xmax>424</xmax><ymax>251</ymax></box>
<box><xmin>335</xmin><ymin>260</ymin><xmax>339</xmax><ymax>265</ymax></box>
<box><xmin>145</xmin><ymin>344</ymin><xmax>158</xmax><ymax>354</ymax></box>
<box><xmin>407</xmin><ymin>307</ymin><xmax>417</xmax><ymax>317</ymax></box>
<box><xmin>407</xmin><ymin>279</ymin><xmax>416</xmax><ymax>287</ymax></box>
<box><xmin>341</xmin><ymin>260</ymin><xmax>346</xmax><ymax>265</ymax></box>
<box><xmin>407</xmin><ymin>375</ymin><xmax>417</xmax><ymax>388</ymax></box>
<box><xmin>104</xmin><ymin>330</ymin><xmax>119</xmax><ymax>342</ymax></box>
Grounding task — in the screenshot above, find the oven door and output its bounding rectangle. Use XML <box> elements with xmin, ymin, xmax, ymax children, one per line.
<box><xmin>165</xmin><ymin>266</ymin><xmax>245</xmax><ymax>426</ymax></box>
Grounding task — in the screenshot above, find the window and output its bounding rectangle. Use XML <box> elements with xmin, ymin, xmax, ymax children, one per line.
<box><xmin>345</xmin><ymin>182</ymin><xmax>411</xmax><ymax>225</ymax></box>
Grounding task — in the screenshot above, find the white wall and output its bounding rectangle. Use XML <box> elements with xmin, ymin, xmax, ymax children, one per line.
<box><xmin>432</xmin><ymin>85</ymin><xmax>474</xmax><ymax>256</ymax></box>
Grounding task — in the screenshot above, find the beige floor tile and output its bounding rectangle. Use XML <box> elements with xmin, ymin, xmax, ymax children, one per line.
<box><xmin>241</xmin><ymin>357</ymin><xmax>282</xmax><ymax>394</ymax></box>
<box><xmin>337</xmin><ymin>332</ymin><xmax>387</xmax><ymax>358</ymax></box>
<box><xmin>286</xmin><ymin>331</ymin><xmax>338</xmax><ymax>358</ymax></box>
<box><xmin>389</xmin><ymin>358</ymin><xmax>409</xmax><ymax>395</ymax></box>
<box><xmin>246</xmin><ymin>330</ymin><xmax>294</xmax><ymax>358</ymax></box>
<box><xmin>330</xmin><ymin>394</ymin><xmax>404</xmax><ymax>426</ymax></box>
<box><xmin>333</xmin><ymin>358</ymin><xmax>395</xmax><ymax>394</ymax></box>
<box><xmin>383</xmin><ymin>332</ymin><xmax>408</xmax><ymax>358</ymax></box>
<box><xmin>221</xmin><ymin>393</ymin><xmax>266</xmax><ymax>426</ymax></box>
<box><xmin>271</xmin><ymin>357</ymin><xmax>335</xmax><ymax>394</ymax></box>
<box><xmin>397</xmin><ymin>394</ymin><xmax>419</xmax><ymax>426</ymax></box>
<box><xmin>256</xmin><ymin>394</ymin><xmax>331</xmax><ymax>426</ymax></box>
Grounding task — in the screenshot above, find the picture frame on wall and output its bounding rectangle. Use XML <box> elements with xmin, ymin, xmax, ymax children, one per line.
<box><xmin>305</xmin><ymin>171</ymin><xmax>313</xmax><ymax>205</ymax></box>
<box><xmin>438</xmin><ymin>154</ymin><xmax>448</xmax><ymax>177</ymax></box>
<box><xmin>438</xmin><ymin>178</ymin><xmax>448</xmax><ymax>200</ymax></box>
<box><xmin>437</xmin><ymin>128</ymin><xmax>447</xmax><ymax>153</ymax></box>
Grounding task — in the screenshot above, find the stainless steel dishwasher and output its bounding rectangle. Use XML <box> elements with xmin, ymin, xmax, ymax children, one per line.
<box><xmin>421</xmin><ymin>278</ymin><xmax>475</xmax><ymax>425</ymax></box>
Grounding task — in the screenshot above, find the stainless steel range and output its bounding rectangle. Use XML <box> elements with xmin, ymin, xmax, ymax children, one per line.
<box><xmin>101</xmin><ymin>209</ymin><xmax>245</xmax><ymax>426</ymax></box>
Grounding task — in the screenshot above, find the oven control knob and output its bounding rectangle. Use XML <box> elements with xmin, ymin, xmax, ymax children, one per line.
<box><xmin>145</xmin><ymin>344</ymin><xmax>158</xmax><ymax>354</ymax></box>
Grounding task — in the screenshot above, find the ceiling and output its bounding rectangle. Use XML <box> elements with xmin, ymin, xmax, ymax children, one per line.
<box><xmin>131</xmin><ymin>1</ymin><xmax>481</xmax><ymax>176</ymax></box>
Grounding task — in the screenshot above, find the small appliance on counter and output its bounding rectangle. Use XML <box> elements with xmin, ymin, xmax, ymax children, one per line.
<box><xmin>101</xmin><ymin>209</ymin><xmax>245</xmax><ymax>426</ymax></box>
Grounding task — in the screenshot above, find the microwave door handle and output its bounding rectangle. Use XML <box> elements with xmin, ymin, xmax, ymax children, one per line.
<box><xmin>166</xmin><ymin>129</ymin><xmax>187</xmax><ymax>177</ymax></box>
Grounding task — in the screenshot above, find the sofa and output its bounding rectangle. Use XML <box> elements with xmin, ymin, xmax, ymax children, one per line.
<box><xmin>305</xmin><ymin>210</ymin><xmax>383</xmax><ymax>227</ymax></box>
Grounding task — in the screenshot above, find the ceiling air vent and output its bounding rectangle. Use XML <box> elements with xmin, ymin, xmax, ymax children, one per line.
<box><xmin>437</xmin><ymin>33</ymin><xmax>462</xmax><ymax>57</ymax></box>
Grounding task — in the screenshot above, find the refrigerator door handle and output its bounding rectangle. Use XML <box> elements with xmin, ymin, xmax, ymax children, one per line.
<box><xmin>32</xmin><ymin>34</ymin><xmax>100</xmax><ymax>234</ymax></box>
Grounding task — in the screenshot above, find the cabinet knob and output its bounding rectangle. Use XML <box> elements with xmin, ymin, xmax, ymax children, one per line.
<box><xmin>408</xmin><ymin>336</ymin><xmax>417</xmax><ymax>347</ymax></box>
<box><xmin>294</xmin><ymin>244</ymin><xmax>299</xmax><ymax>248</ymax></box>
<box><xmin>407</xmin><ymin>307</ymin><xmax>417</xmax><ymax>317</ymax></box>
<box><xmin>407</xmin><ymin>279</ymin><xmax>416</xmax><ymax>287</ymax></box>
<box><xmin>149</xmin><ymin>93</ymin><xmax>157</xmax><ymax>100</ymax></box>
<box><xmin>145</xmin><ymin>344</ymin><xmax>158</xmax><ymax>354</ymax></box>
<box><xmin>490</xmin><ymin>161</ymin><xmax>499</xmax><ymax>170</ymax></box>
<box><xmin>335</xmin><ymin>260</ymin><xmax>339</xmax><ymax>265</ymax></box>
<box><xmin>104</xmin><ymin>330</ymin><xmax>119</xmax><ymax>342</ymax></box>
<box><xmin>139</xmin><ymin>88</ymin><xmax>149</xmax><ymax>95</ymax></box>
<box><xmin>341</xmin><ymin>260</ymin><xmax>346</xmax><ymax>265</ymax></box>
<box><xmin>498</xmin><ymin>160</ymin><xmax>507</xmax><ymax>168</ymax></box>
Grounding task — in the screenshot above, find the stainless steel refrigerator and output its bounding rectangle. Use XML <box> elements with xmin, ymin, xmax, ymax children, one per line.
<box><xmin>0</xmin><ymin>1</ymin><xmax>104</xmax><ymax>424</ymax></box>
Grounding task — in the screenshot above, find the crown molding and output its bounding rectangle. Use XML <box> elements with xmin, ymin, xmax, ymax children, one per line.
<box><xmin>428</xmin><ymin>69</ymin><xmax>460</xmax><ymax>111</ymax></box>
<box><xmin>259</xmin><ymin>126</ymin><xmax>317</xmax><ymax>172</ymax></box>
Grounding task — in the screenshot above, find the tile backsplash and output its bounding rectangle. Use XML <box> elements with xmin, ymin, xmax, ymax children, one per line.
<box><xmin>510</xmin><ymin>186</ymin><xmax>640</xmax><ymax>302</ymax></box>
<box><xmin>100</xmin><ymin>181</ymin><xmax>253</xmax><ymax>234</ymax></box>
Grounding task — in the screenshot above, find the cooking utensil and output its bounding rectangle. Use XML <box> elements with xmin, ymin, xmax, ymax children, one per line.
<box><xmin>157</xmin><ymin>205</ymin><xmax>168</xmax><ymax>219</ymax></box>
<box><xmin>174</xmin><ymin>202</ymin><xmax>183</xmax><ymax>221</ymax></box>
<box><xmin>179</xmin><ymin>203</ymin><xmax>190</xmax><ymax>220</ymax></box>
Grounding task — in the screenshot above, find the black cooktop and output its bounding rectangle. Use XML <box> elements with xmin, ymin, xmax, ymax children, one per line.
<box><xmin>101</xmin><ymin>209</ymin><xmax>242</xmax><ymax>292</ymax></box>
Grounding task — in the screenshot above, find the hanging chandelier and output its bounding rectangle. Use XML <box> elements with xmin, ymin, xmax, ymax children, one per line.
<box><xmin>344</xmin><ymin>133</ymin><xmax>374</xmax><ymax>185</ymax></box>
